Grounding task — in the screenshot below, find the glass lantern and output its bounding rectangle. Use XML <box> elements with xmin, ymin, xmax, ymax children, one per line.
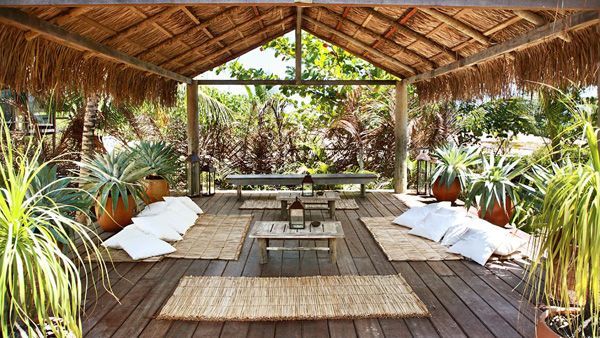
<box><xmin>288</xmin><ymin>197</ymin><xmax>306</xmax><ymax>229</ymax></box>
<box><xmin>302</xmin><ymin>173</ymin><xmax>314</xmax><ymax>197</ymax></box>
<box><xmin>186</xmin><ymin>154</ymin><xmax>201</xmax><ymax>197</ymax></box>
<box><xmin>201</xmin><ymin>164</ymin><xmax>216</xmax><ymax>196</ymax></box>
<box><xmin>415</xmin><ymin>148</ymin><xmax>432</xmax><ymax>195</ymax></box>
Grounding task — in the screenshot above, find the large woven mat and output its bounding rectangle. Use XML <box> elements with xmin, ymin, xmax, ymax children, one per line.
<box><xmin>239</xmin><ymin>198</ymin><xmax>359</xmax><ymax>210</ymax></box>
<box><xmin>360</xmin><ymin>217</ymin><xmax>462</xmax><ymax>261</ymax></box>
<box><xmin>157</xmin><ymin>274</ymin><xmax>429</xmax><ymax>321</ymax></box>
<box><xmin>89</xmin><ymin>214</ymin><xmax>252</xmax><ymax>262</ymax></box>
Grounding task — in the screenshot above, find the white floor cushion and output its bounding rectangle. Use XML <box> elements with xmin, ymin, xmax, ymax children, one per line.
<box><xmin>164</xmin><ymin>196</ymin><xmax>203</xmax><ymax>214</ymax></box>
<box><xmin>138</xmin><ymin>201</ymin><xmax>168</xmax><ymax>217</ymax></box>
<box><xmin>392</xmin><ymin>202</ymin><xmax>451</xmax><ymax>229</ymax></box>
<box><xmin>131</xmin><ymin>215</ymin><xmax>183</xmax><ymax>242</ymax></box>
<box><xmin>102</xmin><ymin>225</ymin><xmax>148</xmax><ymax>250</ymax></box>
<box><xmin>494</xmin><ymin>232</ymin><xmax>527</xmax><ymax>256</ymax></box>
<box><xmin>408</xmin><ymin>209</ymin><xmax>467</xmax><ymax>242</ymax></box>
<box><xmin>448</xmin><ymin>219</ymin><xmax>510</xmax><ymax>266</ymax></box>
<box><xmin>120</xmin><ymin>235</ymin><xmax>176</xmax><ymax>260</ymax></box>
<box><xmin>162</xmin><ymin>200</ymin><xmax>198</xmax><ymax>234</ymax></box>
<box><xmin>441</xmin><ymin>215</ymin><xmax>476</xmax><ymax>247</ymax></box>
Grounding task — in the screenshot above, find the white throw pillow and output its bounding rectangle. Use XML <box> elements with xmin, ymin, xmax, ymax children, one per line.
<box><xmin>131</xmin><ymin>215</ymin><xmax>183</xmax><ymax>242</ymax></box>
<box><xmin>120</xmin><ymin>235</ymin><xmax>176</xmax><ymax>260</ymax></box>
<box><xmin>448</xmin><ymin>219</ymin><xmax>510</xmax><ymax>266</ymax></box>
<box><xmin>162</xmin><ymin>200</ymin><xmax>198</xmax><ymax>234</ymax></box>
<box><xmin>164</xmin><ymin>196</ymin><xmax>203</xmax><ymax>214</ymax></box>
<box><xmin>441</xmin><ymin>214</ymin><xmax>476</xmax><ymax>247</ymax></box>
<box><xmin>494</xmin><ymin>232</ymin><xmax>526</xmax><ymax>256</ymax></box>
<box><xmin>408</xmin><ymin>209</ymin><xmax>465</xmax><ymax>242</ymax></box>
<box><xmin>137</xmin><ymin>201</ymin><xmax>168</xmax><ymax>217</ymax></box>
<box><xmin>101</xmin><ymin>225</ymin><xmax>147</xmax><ymax>250</ymax></box>
<box><xmin>392</xmin><ymin>202</ymin><xmax>452</xmax><ymax>229</ymax></box>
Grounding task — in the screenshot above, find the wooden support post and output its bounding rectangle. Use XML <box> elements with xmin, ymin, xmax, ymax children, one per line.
<box><xmin>394</xmin><ymin>80</ymin><xmax>408</xmax><ymax>193</ymax></box>
<box><xmin>186</xmin><ymin>82</ymin><xmax>199</xmax><ymax>192</ymax></box>
<box><xmin>295</xmin><ymin>7</ymin><xmax>302</xmax><ymax>84</ymax></box>
<box><xmin>77</xmin><ymin>95</ymin><xmax>98</xmax><ymax>223</ymax></box>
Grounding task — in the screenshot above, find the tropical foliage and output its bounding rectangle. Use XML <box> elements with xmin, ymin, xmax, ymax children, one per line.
<box><xmin>131</xmin><ymin>141</ymin><xmax>180</xmax><ymax>183</ymax></box>
<box><xmin>430</xmin><ymin>144</ymin><xmax>480</xmax><ymax>190</ymax></box>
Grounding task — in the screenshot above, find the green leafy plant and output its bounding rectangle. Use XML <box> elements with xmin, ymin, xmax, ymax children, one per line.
<box><xmin>78</xmin><ymin>150</ymin><xmax>151</xmax><ymax>214</ymax></box>
<box><xmin>466</xmin><ymin>153</ymin><xmax>522</xmax><ymax>217</ymax></box>
<box><xmin>430</xmin><ymin>144</ymin><xmax>480</xmax><ymax>189</ymax></box>
<box><xmin>131</xmin><ymin>141</ymin><xmax>179</xmax><ymax>183</ymax></box>
<box><xmin>0</xmin><ymin>123</ymin><xmax>110</xmax><ymax>337</ymax></box>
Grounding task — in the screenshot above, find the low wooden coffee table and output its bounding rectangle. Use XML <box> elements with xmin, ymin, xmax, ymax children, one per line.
<box><xmin>276</xmin><ymin>191</ymin><xmax>341</xmax><ymax>220</ymax></box>
<box><xmin>250</xmin><ymin>221</ymin><xmax>345</xmax><ymax>264</ymax></box>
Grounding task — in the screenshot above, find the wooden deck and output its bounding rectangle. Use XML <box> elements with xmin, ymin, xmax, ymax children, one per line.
<box><xmin>83</xmin><ymin>191</ymin><xmax>538</xmax><ymax>338</ymax></box>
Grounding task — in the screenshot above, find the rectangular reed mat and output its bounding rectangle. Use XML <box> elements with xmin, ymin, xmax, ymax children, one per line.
<box><xmin>360</xmin><ymin>217</ymin><xmax>462</xmax><ymax>261</ymax></box>
<box><xmin>89</xmin><ymin>214</ymin><xmax>252</xmax><ymax>262</ymax></box>
<box><xmin>157</xmin><ymin>274</ymin><xmax>429</xmax><ymax>321</ymax></box>
<box><xmin>239</xmin><ymin>198</ymin><xmax>359</xmax><ymax>210</ymax></box>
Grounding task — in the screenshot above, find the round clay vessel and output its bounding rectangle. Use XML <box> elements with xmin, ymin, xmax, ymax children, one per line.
<box><xmin>536</xmin><ymin>307</ymin><xmax>581</xmax><ymax>338</ymax></box>
<box><xmin>144</xmin><ymin>177</ymin><xmax>170</xmax><ymax>203</ymax></box>
<box><xmin>95</xmin><ymin>195</ymin><xmax>136</xmax><ymax>232</ymax></box>
<box><xmin>432</xmin><ymin>178</ymin><xmax>461</xmax><ymax>203</ymax></box>
<box><xmin>479</xmin><ymin>197</ymin><xmax>513</xmax><ymax>226</ymax></box>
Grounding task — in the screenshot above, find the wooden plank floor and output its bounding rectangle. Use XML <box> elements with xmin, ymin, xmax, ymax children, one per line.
<box><xmin>83</xmin><ymin>191</ymin><xmax>537</xmax><ymax>338</ymax></box>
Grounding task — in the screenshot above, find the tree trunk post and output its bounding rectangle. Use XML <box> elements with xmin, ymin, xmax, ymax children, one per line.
<box><xmin>80</xmin><ymin>95</ymin><xmax>98</xmax><ymax>177</ymax></box>
<box><xmin>186</xmin><ymin>81</ymin><xmax>200</xmax><ymax>191</ymax></box>
<box><xmin>394</xmin><ymin>80</ymin><xmax>408</xmax><ymax>193</ymax></box>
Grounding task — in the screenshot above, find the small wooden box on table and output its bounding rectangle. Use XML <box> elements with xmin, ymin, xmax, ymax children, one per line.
<box><xmin>250</xmin><ymin>221</ymin><xmax>344</xmax><ymax>264</ymax></box>
<box><xmin>276</xmin><ymin>191</ymin><xmax>341</xmax><ymax>220</ymax></box>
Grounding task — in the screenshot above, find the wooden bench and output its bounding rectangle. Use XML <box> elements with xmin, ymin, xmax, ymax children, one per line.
<box><xmin>225</xmin><ymin>173</ymin><xmax>378</xmax><ymax>198</ymax></box>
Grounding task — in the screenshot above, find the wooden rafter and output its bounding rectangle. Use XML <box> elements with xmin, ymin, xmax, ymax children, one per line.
<box><xmin>323</xmin><ymin>8</ymin><xmax>434</xmax><ymax>69</ymax></box>
<box><xmin>451</xmin><ymin>15</ymin><xmax>521</xmax><ymax>52</ymax></box>
<box><xmin>407</xmin><ymin>10</ymin><xmax>600</xmax><ymax>83</ymax></box>
<box><xmin>419</xmin><ymin>8</ymin><xmax>490</xmax><ymax>46</ymax></box>
<box><xmin>102</xmin><ymin>6</ymin><xmax>182</xmax><ymax>46</ymax></box>
<box><xmin>253</xmin><ymin>6</ymin><xmax>268</xmax><ymax>39</ymax></box>
<box><xmin>366</xmin><ymin>8</ymin><xmax>457</xmax><ymax>61</ymax></box>
<box><xmin>25</xmin><ymin>7</ymin><xmax>89</xmax><ymax>40</ymax></box>
<box><xmin>304</xmin><ymin>15</ymin><xmax>416</xmax><ymax>75</ymax></box>
<box><xmin>295</xmin><ymin>7</ymin><xmax>302</xmax><ymax>83</ymax></box>
<box><xmin>196</xmin><ymin>79</ymin><xmax>397</xmax><ymax>85</ymax></box>
<box><xmin>514</xmin><ymin>9</ymin><xmax>571</xmax><ymax>42</ymax></box>
<box><xmin>0</xmin><ymin>7</ymin><xmax>191</xmax><ymax>83</ymax></box>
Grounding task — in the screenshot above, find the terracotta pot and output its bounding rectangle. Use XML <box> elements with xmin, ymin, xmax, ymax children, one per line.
<box><xmin>479</xmin><ymin>197</ymin><xmax>513</xmax><ymax>226</ymax></box>
<box><xmin>144</xmin><ymin>177</ymin><xmax>170</xmax><ymax>203</ymax></box>
<box><xmin>536</xmin><ymin>307</ymin><xmax>581</xmax><ymax>338</ymax></box>
<box><xmin>95</xmin><ymin>195</ymin><xmax>136</xmax><ymax>232</ymax></box>
<box><xmin>432</xmin><ymin>178</ymin><xmax>461</xmax><ymax>203</ymax></box>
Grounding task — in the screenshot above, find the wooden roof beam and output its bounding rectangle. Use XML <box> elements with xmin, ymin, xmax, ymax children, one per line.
<box><xmin>304</xmin><ymin>15</ymin><xmax>416</xmax><ymax>75</ymax></box>
<box><xmin>514</xmin><ymin>9</ymin><xmax>571</xmax><ymax>42</ymax></box>
<box><xmin>407</xmin><ymin>10</ymin><xmax>600</xmax><ymax>84</ymax></box>
<box><xmin>0</xmin><ymin>8</ymin><xmax>191</xmax><ymax>83</ymax></box>
<box><xmin>323</xmin><ymin>8</ymin><xmax>434</xmax><ymax>69</ymax></box>
<box><xmin>102</xmin><ymin>6</ymin><xmax>182</xmax><ymax>46</ymax></box>
<box><xmin>366</xmin><ymin>8</ymin><xmax>457</xmax><ymax>61</ymax></box>
<box><xmin>419</xmin><ymin>8</ymin><xmax>490</xmax><ymax>46</ymax></box>
<box><xmin>25</xmin><ymin>7</ymin><xmax>90</xmax><ymax>40</ymax></box>
<box><xmin>295</xmin><ymin>7</ymin><xmax>302</xmax><ymax>83</ymax></box>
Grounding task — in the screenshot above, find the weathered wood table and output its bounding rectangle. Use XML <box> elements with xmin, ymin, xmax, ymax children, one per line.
<box><xmin>250</xmin><ymin>221</ymin><xmax>345</xmax><ymax>264</ymax></box>
<box><xmin>276</xmin><ymin>191</ymin><xmax>341</xmax><ymax>220</ymax></box>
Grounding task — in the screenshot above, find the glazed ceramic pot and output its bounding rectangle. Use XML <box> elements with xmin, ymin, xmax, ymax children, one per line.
<box><xmin>432</xmin><ymin>178</ymin><xmax>461</xmax><ymax>203</ymax></box>
<box><xmin>95</xmin><ymin>195</ymin><xmax>136</xmax><ymax>232</ymax></box>
<box><xmin>479</xmin><ymin>197</ymin><xmax>513</xmax><ymax>226</ymax></box>
<box><xmin>144</xmin><ymin>176</ymin><xmax>170</xmax><ymax>203</ymax></box>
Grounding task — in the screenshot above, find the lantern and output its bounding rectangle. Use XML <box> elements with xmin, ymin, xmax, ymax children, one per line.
<box><xmin>302</xmin><ymin>173</ymin><xmax>314</xmax><ymax>197</ymax></box>
<box><xmin>200</xmin><ymin>160</ymin><xmax>216</xmax><ymax>196</ymax></box>
<box><xmin>186</xmin><ymin>154</ymin><xmax>201</xmax><ymax>197</ymax></box>
<box><xmin>288</xmin><ymin>197</ymin><xmax>306</xmax><ymax>229</ymax></box>
<box><xmin>415</xmin><ymin>148</ymin><xmax>432</xmax><ymax>195</ymax></box>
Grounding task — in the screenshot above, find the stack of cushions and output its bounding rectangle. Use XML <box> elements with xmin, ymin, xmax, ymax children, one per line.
<box><xmin>393</xmin><ymin>202</ymin><xmax>526</xmax><ymax>266</ymax></box>
<box><xmin>102</xmin><ymin>196</ymin><xmax>204</xmax><ymax>260</ymax></box>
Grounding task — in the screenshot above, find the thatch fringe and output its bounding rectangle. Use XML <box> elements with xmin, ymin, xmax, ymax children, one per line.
<box><xmin>0</xmin><ymin>24</ymin><xmax>177</xmax><ymax>106</ymax></box>
<box><xmin>415</xmin><ymin>25</ymin><xmax>600</xmax><ymax>103</ymax></box>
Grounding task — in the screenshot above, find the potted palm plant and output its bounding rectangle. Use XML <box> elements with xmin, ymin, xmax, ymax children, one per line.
<box><xmin>466</xmin><ymin>153</ymin><xmax>521</xmax><ymax>226</ymax></box>
<box><xmin>430</xmin><ymin>144</ymin><xmax>480</xmax><ymax>203</ymax></box>
<box><xmin>79</xmin><ymin>150</ymin><xmax>151</xmax><ymax>232</ymax></box>
<box><xmin>529</xmin><ymin>113</ymin><xmax>599</xmax><ymax>338</ymax></box>
<box><xmin>131</xmin><ymin>141</ymin><xmax>179</xmax><ymax>203</ymax></box>
<box><xmin>0</xmin><ymin>123</ymin><xmax>109</xmax><ymax>337</ymax></box>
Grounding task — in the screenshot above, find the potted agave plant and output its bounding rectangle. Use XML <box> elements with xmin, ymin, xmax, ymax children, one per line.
<box><xmin>131</xmin><ymin>141</ymin><xmax>179</xmax><ymax>203</ymax></box>
<box><xmin>430</xmin><ymin>144</ymin><xmax>480</xmax><ymax>203</ymax></box>
<box><xmin>467</xmin><ymin>153</ymin><xmax>521</xmax><ymax>226</ymax></box>
<box><xmin>79</xmin><ymin>150</ymin><xmax>151</xmax><ymax>232</ymax></box>
<box><xmin>528</xmin><ymin>112</ymin><xmax>599</xmax><ymax>338</ymax></box>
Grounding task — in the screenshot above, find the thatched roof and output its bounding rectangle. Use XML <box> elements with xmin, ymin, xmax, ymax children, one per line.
<box><xmin>0</xmin><ymin>3</ymin><xmax>598</xmax><ymax>104</ymax></box>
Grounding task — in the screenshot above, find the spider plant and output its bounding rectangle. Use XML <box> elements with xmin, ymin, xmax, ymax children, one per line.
<box><xmin>130</xmin><ymin>141</ymin><xmax>179</xmax><ymax>183</ymax></box>
<box><xmin>430</xmin><ymin>144</ymin><xmax>480</xmax><ymax>189</ymax></box>
<box><xmin>0</xmin><ymin>122</ymin><xmax>110</xmax><ymax>337</ymax></box>
<box><xmin>466</xmin><ymin>153</ymin><xmax>522</xmax><ymax>220</ymax></box>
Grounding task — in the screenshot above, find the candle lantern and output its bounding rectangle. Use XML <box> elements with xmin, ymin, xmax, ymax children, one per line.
<box><xmin>302</xmin><ymin>173</ymin><xmax>314</xmax><ymax>197</ymax></box>
<box><xmin>200</xmin><ymin>157</ymin><xmax>216</xmax><ymax>196</ymax></box>
<box><xmin>288</xmin><ymin>197</ymin><xmax>306</xmax><ymax>229</ymax></box>
<box><xmin>186</xmin><ymin>154</ymin><xmax>201</xmax><ymax>197</ymax></box>
<box><xmin>415</xmin><ymin>148</ymin><xmax>432</xmax><ymax>195</ymax></box>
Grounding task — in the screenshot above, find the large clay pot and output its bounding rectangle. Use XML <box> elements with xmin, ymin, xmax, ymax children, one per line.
<box><xmin>536</xmin><ymin>307</ymin><xmax>580</xmax><ymax>338</ymax></box>
<box><xmin>479</xmin><ymin>197</ymin><xmax>513</xmax><ymax>226</ymax></box>
<box><xmin>144</xmin><ymin>176</ymin><xmax>170</xmax><ymax>203</ymax></box>
<box><xmin>432</xmin><ymin>178</ymin><xmax>461</xmax><ymax>203</ymax></box>
<box><xmin>95</xmin><ymin>195</ymin><xmax>136</xmax><ymax>232</ymax></box>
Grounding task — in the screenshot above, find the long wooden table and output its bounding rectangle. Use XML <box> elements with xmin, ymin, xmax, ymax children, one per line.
<box><xmin>276</xmin><ymin>191</ymin><xmax>340</xmax><ymax>220</ymax></box>
<box><xmin>225</xmin><ymin>173</ymin><xmax>378</xmax><ymax>198</ymax></box>
<box><xmin>249</xmin><ymin>221</ymin><xmax>345</xmax><ymax>264</ymax></box>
